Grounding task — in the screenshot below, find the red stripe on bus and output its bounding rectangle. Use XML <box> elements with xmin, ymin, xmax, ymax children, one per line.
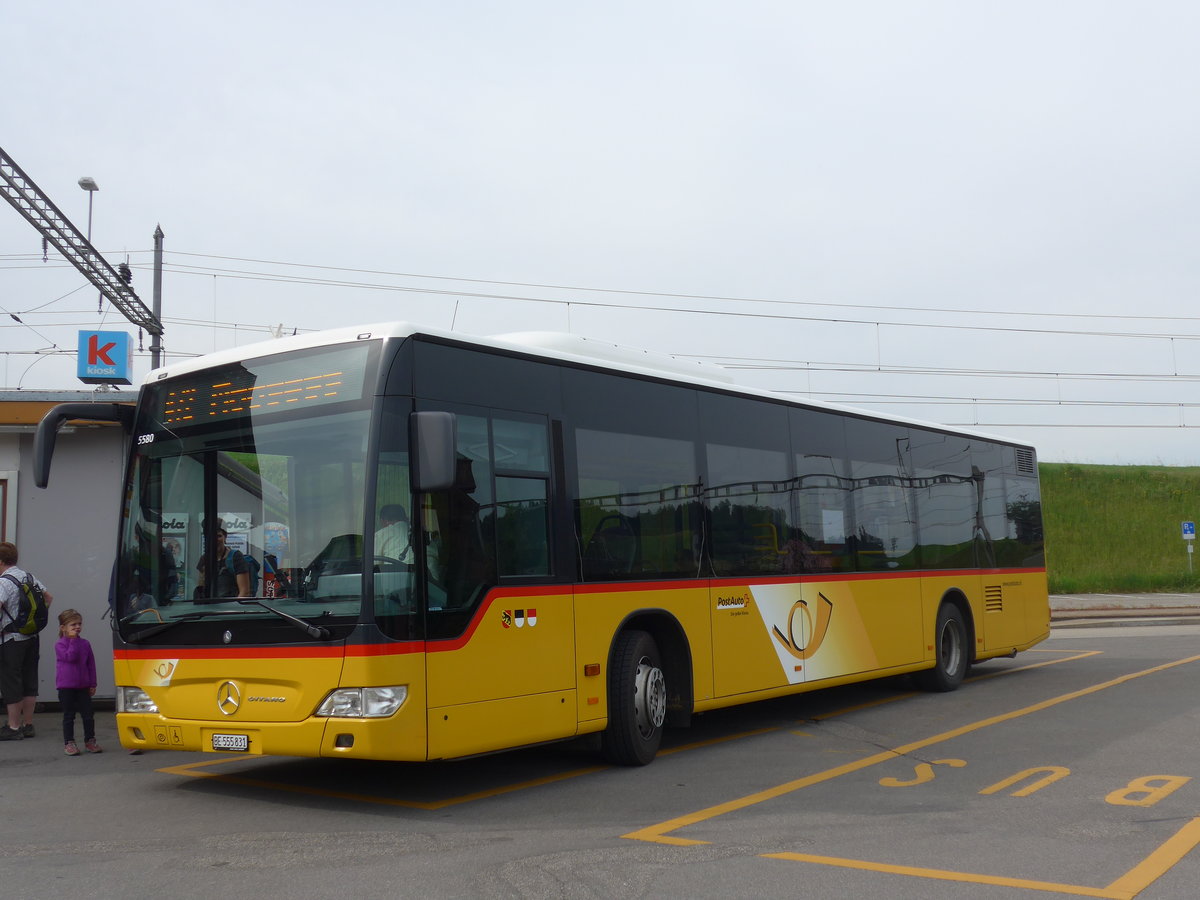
<box><xmin>114</xmin><ymin>642</ymin><xmax>425</xmax><ymax>661</ymax></box>
<box><xmin>115</xmin><ymin>566</ymin><xmax>1047</xmax><ymax>660</ymax></box>
<box><xmin>423</xmin><ymin>566</ymin><xmax>1047</xmax><ymax>652</ymax></box>
<box><xmin>115</xmin><ymin>646</ymin><xmax>346</xmax><ymax>660</ymax></box>
<box><xmin>706</xmin><ymin>567</ymin><xmax>1047</xmax><ymax>588</ymax></box>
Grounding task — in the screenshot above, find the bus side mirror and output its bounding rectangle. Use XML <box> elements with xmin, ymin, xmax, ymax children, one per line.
<box><xmin>411</xmin><ymin>411</ymin><xmax>457</xmax><ymax>492</ymax></box>
<box><xmin>34</xmin><ymin>402</ymin><xmax>135</xmax><ymax>488</ymax></box>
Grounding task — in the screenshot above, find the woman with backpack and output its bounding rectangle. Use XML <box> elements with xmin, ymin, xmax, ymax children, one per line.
<box><xmin>0</xmin><ymin>541</ymin><xmax>52</xmax><ymax>741</ymax></box>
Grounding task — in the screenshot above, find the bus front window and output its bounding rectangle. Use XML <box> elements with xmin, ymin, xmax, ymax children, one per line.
<box><xmin>114</xmin><ymin>342</ymin><xmax>417</xmax><ymax>644</ymax></box>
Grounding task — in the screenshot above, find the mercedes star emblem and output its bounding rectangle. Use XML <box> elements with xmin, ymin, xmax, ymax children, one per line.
<box><xmin>217</xmin><ymin>681</ymin><xmax>241</xmax><ymax>716</ymax></box>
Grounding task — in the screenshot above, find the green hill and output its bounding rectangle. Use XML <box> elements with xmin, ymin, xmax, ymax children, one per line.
<box><xmin>1041</xmin><ymin>463</ymin><xmax>1200</xmax><ymax>593</ymax></box>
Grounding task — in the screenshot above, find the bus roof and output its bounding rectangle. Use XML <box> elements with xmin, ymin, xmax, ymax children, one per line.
<box><xmin>146</xmin><ymin>321</ymin><xmax>1035</xmax><ymax>451</ymax></box>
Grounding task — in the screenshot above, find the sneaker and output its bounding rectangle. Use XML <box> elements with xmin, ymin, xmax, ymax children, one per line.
<box><xmin>64</xmin><ymin>741</ymin><xmax>80</xmax><ymax>756</ymax></box>
<box><xmin>85</xmin><ymin>739</ymin><xmax>102</xmax><ymax>754</ymax></box>
<box><xmin>21</xmin><ymin>723</ymin><xmax>34</xmax><ymax>738</ymax></box>
<box><xmin>0</xmin><ymin>725</ymin><xmax>22</xmax><ymax>741</ymax></box>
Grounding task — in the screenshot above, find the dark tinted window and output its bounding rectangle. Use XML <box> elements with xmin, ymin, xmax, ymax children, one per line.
<box><xmin>423</xmin><ymin>407</ymin><xmax>554</xmax><ymax>638</ymax></box>
<box><xmin>909</xmin><ymin>429</ymin><xmax>978</xmax><ymax>569</ymax></box>
<box><xmin>995</xmin><ymin>446</ymin><xmax>1043</xmax><ymax>567</ymax></box>
<box><xmin>790</xmin><ymin>408</ymin><xmax>853</xmax><ymax>572</ymax></box>
<box><xmin>567</xmin><ymin>370</ymin><xmax>701</xmax><ymax>581</ymax></box>
<box><xmin>844</xmin><ymin>418</ymin><xmax>917</xmax><ymax>571</ymax></box>
<box><xmin>413</xmin><ymin>341</ymin><xmax>562</xmax><ymax>413</ymax></box>
<box><xmin>492</xmin><ymin>416</ymin><xmax>551</xmax><ymax>577</ymax></box>
<box><xmin>701</xmin><ymin>394</ymin><xmax>793</xmax><ymax>576</ymax></box>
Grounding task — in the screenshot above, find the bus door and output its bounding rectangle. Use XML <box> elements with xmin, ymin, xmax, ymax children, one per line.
<box><xmin>420</xmin><ymin>407</ymin><xmax>576</xmax><ymax>759</ymax></box>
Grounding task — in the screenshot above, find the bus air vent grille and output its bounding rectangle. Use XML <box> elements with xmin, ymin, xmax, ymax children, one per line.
<box><xmin>1015</xmin><ymin>448</ymin><xmax>1036</xmax><ymax>475</ymax></box>
<box><xmin>984</xmin><ymin>584</ymin><xmax>1004</xmax><ymax>613</ymax></box>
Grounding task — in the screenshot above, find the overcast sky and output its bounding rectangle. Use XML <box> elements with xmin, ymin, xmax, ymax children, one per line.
<box><xmin>3</xmin><ymin>2</ymin><xmax>1200</xmax><ymax>464</ymax></box>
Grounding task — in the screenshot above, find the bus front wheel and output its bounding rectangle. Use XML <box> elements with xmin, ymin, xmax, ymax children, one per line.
<box><xmin>915</xmin><ymin>603</ymin><xmax>967</xmax><ymax>692</ymax></box>
<box><xmin>602</xmin><ymin>630</ymin><xmax>666</xmax><ymax>766</ymax></box>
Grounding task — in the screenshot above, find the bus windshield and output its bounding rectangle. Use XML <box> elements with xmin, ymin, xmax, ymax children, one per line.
<box><xmin>114</xmin><ymin>340</ymin><xmax>411</xmax><ymax>644</ymax></box>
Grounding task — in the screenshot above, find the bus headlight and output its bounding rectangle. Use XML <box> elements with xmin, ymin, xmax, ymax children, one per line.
<box><xmin>116</xmin><ymin>686</ymin><xmax>159</xmax><ymax>714</ymax></box>
<box><xmin>316</xmin><ymin>686</ymin><xmax>407</xmax><ymax>718</ymax></box>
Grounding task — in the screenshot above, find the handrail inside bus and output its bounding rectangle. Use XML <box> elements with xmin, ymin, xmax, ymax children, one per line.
<box><xmin>34</xmin><ymin>402</ymin><xmax>135</xmax><ymax>488</ymax></box>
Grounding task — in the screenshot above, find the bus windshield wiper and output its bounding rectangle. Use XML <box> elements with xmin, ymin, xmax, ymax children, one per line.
<box><xmin>235</xmin><ymin>599</ymin><xmax>332</xmax><ymax>640</ymax></box>
<box><xmin>122</xmin><ymin>610</ymin><xmax>238</xmax><ymax>643</ymax></box>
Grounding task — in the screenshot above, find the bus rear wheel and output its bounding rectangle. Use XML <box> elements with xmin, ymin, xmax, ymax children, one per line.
<box><xmin>915</xmin><ymin>603</ymin><xmax>967</xmax><ymax>692</ymax></box>
<box><xmin>602</xmin><ymin>630</ymin><xmax>666</xmax><ymax>766</ymax></box>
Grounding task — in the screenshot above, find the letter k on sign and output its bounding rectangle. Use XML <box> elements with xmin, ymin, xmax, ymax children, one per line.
<box><xmin>88</xmin><ymin>334</ymin><xmax>116</xmax><ymax>365</ymax></box>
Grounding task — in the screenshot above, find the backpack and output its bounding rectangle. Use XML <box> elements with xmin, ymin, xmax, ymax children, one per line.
<box><xmin>1</xmin><ymin>572</ymin><xmax>49</xmax><ymax>636</ymax></box>
<box><xmin>226</xmin><ymin>552</ymin><xmax>261</xmax><ymax>596</ymax></box>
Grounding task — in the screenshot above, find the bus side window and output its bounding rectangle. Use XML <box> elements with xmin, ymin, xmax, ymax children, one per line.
<box><xmin>495</xmin><ymin>475</ymin><xmax>550</xmax><ymax>577</ymax></box>
<box><xmin>582</xmin><ymin>513</ymin><xmax>638</xmax><ymax>578</ymax></box>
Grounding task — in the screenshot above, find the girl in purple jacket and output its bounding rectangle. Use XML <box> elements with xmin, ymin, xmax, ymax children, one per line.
<box><xmin>55</xmin><ymin>609</ymin><xmax>100</xmax><ymax>755</ymax></box>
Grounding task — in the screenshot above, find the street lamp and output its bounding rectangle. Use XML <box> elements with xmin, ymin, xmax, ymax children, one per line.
<box><xmin>77</xmin><ymin>176</ymin><xmax>98</xmax><ymax>243</ymax></box>
<box><xmin>78</xmin><ymin>177</ymin><xmax>101</xmax><ymax>311</ymax></box>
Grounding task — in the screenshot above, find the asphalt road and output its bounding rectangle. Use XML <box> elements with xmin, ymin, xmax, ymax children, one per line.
<box><xmin>4</xmin><ymin>618</ymin><xmax>1200</xmax><ymax>899</ymax></box>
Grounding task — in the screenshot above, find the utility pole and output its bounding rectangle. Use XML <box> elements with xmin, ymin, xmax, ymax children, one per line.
<box><xmin>151</xmin><ymin>225</ymin><xmax>164</xmax><ymax>369</ymax></box>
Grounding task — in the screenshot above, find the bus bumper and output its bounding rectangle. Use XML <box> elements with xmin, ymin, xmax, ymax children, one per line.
<box><xmin>116</xmin><ymin>711</ymin><xmax>428</xmax><ymax>760</ymax></box>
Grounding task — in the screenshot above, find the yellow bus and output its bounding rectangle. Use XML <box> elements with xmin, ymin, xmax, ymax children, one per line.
<box><xmin>36</xmin><ymin>324</ymin><xmax>1048</xmax><ymax>765</ymax></box>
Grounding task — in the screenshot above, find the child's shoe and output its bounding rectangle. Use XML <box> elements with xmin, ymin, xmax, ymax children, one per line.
<box><xmin>64</xmin><ymin>741</ymin><xmax>80</xmax><ymax>756</ymax></box>
<box><xmin>85</xmin><ymin>738</ymin><xmax>102</xmax><ymax>754</ymax></box>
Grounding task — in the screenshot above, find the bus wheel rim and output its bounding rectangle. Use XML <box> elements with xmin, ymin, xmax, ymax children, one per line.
<box><xmin>939</xmin><ymin>620</ymin><xmax>962</xmax><ymax>673</ymax></box>
<box><xmin>634</xmin><ymin>657</ymin><xmax>667</xmax><ymax>737</ymax></box>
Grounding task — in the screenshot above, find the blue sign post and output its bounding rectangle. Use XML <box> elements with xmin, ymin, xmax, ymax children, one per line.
<box><xmin>1183</xmin><ymin>522</ymin><xmax>1196</xmax><ymax>573</ymax></box>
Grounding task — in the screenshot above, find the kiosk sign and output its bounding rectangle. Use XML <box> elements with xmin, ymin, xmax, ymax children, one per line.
<box><xmin>77</xmin><ymin>330</ymin><xmax>133</xmax><ymax>384</ymax></box>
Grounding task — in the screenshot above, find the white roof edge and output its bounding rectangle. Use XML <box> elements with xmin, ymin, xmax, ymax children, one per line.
<box><xmin>141</xmin><ymin>322</ymin><xmax>424</xmax><ymax>385</ymax></box>
<box><xmin>143</xmin><ymin>321</ymin><xmax>1036</xmax><ymax>450</ymax></box>
<box><xmin>491</xmin><ymin>331</ymin><xmax>736</xmax><ymax>384</ymax></box>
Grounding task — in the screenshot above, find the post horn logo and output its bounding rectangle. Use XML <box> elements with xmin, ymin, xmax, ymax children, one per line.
<box><xmin>217</xmin><ymin>681</ymin><xmax>241</xmax><ymax>716</ymax></box>
<box><xmin>772</xmin><ymin>592</ymin><xmax>834</xmax><ymax>661</ymax></box>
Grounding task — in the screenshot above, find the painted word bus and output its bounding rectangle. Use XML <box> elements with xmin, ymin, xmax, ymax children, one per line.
<box><xmin>35</xmin><ymin>323</ymin><xmax>1048</xmax><ymax>765</ymax></box>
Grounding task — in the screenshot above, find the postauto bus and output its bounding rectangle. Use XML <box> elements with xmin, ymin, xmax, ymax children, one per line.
<box><xmin>35</xmin><ymin>323</ymin><xmax>1048</xmax><ymax>765</ymax></box>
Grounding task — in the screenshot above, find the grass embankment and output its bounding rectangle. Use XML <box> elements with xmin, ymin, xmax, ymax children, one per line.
<box><xmin>1041</xmin><ymin>463</ymin><xmax>1200</xmax><ymax>594</ymax></box>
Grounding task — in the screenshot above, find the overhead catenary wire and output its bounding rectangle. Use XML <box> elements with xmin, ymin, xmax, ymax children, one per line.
<box><xmin>6</xmin><ymin>249</ymin><xmax>1199</xmax><ymax>326</ymax></box>
<box><xmin>6</xmin><ymin>246</ymin><xmax>1200</xmax><ymax>434</ymax></box>
<box><xmin>138</xmin><ymin>261</ymin><xmax>1200</xmax><ymax>342</ymax></box>
<box><xmin>8</xmin><ymin>253</ymin><xmax>1200</xmax><ymax>340</ymax></box>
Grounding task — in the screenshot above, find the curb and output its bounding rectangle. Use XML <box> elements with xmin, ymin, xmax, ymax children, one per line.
<box><xmin>1052</xmin><ymin>606</ymin><xmax>1200</xmax><ymax>620</ymax></box>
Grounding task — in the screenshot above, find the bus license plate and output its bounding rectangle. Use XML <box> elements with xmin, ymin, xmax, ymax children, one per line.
<box><xmin>212</xmin><ymin>733</ymin><xmax>249</xmax><ymax>751</ymax></box>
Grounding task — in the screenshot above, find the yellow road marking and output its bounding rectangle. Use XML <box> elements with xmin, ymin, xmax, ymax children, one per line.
<box><xmin>763</xmin><ymin>851</ymin><xmax>1120</xmax><ymax>898</ymax></box>
<box><xmin>158</xmin><ymin>755</ymin><xmax>610</xmax><ymax>809</ymax></box>
<box><xmin>154</xmin><ymin>726</ymin><xmax>781</xmax><ymax>807</ymax></box>
<box><xmin>764</xmin><ymin>815</ymin><xmax>1200</xmax><ymax>900</ymax></box>
<box><xmin>659</xmin><ymin>727</ymin><xmax>779</xmax><ymax>756</ymax></box>
<box><xmin>154</xmin><ymin>650</ymin><xmax>1095</xmax><ymax>812</ymax></box>
<box><xmin>622</xmin><ymin>653</ymin><xmax>1200</xmax><ymax>873</ymax></box>
<box><xmin>1105</xmin><ymin>815</ymin><xmax>1200</xmax><ymax>898</ymax></box>
<box><xmin>809</xmin><ymin>692</ymin><xmax>917</xmax><ymax>719</ymax></box>
<box><xmin>155</xmin><ymin>755</ymin><xmax>247</xmax><ymax>776</ymax></box>
<box><xmin>806</xmin><ymin>650</ymin><xmax>1100</xmax><ymax>722</ymax></box>
<box><xmin>970</xmin><ymin>649</ymin><xmax>1102</xmax><ymax>679</ymax></box>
